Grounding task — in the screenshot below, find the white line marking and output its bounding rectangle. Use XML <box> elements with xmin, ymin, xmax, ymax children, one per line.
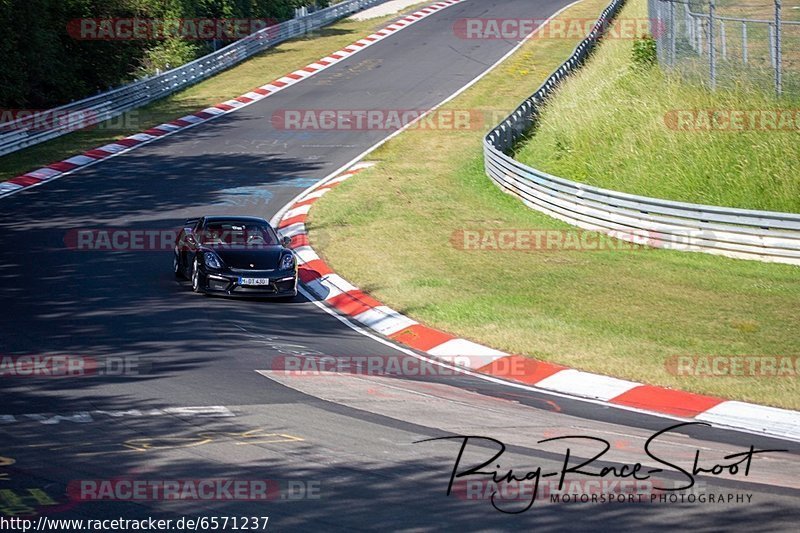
<box><xmin>1</xmin><ymin>1</ymin><xmax>466</xmax><ymax>201</ymax></box>
<box><xmin>270</xmin><ymin>1</ymin><xmax>800</xmax><ymax>443</ymax></box>
<box><xmin>294</xmin><ymin>285</ymin><xmax>799</xmax><ymax>443</ymax></box>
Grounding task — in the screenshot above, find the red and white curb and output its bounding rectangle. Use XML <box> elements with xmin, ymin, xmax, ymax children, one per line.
<box><xmin>0</xmin><ymin>0</ymin><xmax>465</xmax><ymax>200</ymax></box>
<box><xmin>279</xmin><ymin>163</ymin><xmax>800</xmax><ymax>443</ymax></box>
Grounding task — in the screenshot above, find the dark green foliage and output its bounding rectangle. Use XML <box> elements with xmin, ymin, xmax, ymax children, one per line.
<box><xmin>631</xmin><ymin>34</ymin><xmax>657</xmax><ymax>68</ymax></box>
<box><xmin>0</xmin><ymin>0</ymin><xmax>329</xmax><ymax>108</ymax></box>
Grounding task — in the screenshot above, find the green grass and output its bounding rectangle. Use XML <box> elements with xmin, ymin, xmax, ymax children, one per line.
<box><xmin>0</xmin><ymin>3</ymin><xmax>431</xmax><ymax>183</ymax></box>
<box><xmin>516</xmin><ymin>0</ymin><xmax>800</xmax><ymax>212</ymax></box>
<box><xmin>310</xmin><ymin>0</ymin><xmax>800</xmax><ymax>409</ymax></box>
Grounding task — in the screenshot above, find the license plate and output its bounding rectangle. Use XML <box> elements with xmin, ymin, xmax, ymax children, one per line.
<box><xmin>239</xmin><ymin>277</ymin><xmax>270</xmax><ymax>286</ymax></box>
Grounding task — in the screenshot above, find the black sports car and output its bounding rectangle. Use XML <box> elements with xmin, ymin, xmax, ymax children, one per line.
<box><xmin>173</xmin><ymin>216</ymin><xmax>297</xmax><ymax>298</ymax></box>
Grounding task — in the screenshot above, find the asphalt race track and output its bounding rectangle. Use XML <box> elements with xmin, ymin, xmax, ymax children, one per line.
<box><xmin>0</xmin><ymin>0</ymin><xmax>797</xmax><ymax>530</ymax></box>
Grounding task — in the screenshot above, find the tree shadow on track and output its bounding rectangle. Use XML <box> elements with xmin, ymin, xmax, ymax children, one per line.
<box><xmin>3</xmin><ymin>418</ymin><xmax>797</xmax><ymax>532</ymax></box>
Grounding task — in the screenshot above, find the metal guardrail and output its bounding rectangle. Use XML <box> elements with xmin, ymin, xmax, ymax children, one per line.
<box><xmin>0</xmin><ymin>0</ymin><xmax>389</xmax><ymax>157</ymax></box>
<box><xmin>484</xmin><ymin>0</ymin><xmax>800</xmax><ymax>266</ymax></box>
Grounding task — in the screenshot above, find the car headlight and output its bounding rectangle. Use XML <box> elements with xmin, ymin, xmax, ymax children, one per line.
<box><xmin>279</xmin><ymin>253</ymin><xmax>295</xmax><ymax>271</ymax></box>
<box><xmin>204</xmin><ymin>252</ymin><xmax>223</xmax><ymax>269</ymax></box>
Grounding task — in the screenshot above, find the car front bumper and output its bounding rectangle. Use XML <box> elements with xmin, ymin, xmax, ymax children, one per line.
<box><xmin>199</xmin><ymin>268</ymin><xmax>298</xmax><ymax>298</ymax></box>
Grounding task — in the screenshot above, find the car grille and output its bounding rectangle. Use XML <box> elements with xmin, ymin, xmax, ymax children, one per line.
<box><xmin>233</xmin><ymin>285</ymin><xmax>277</xmax><ymax>294</ymax></box>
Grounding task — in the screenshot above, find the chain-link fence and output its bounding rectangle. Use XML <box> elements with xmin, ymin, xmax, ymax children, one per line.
<box><xmin>648</xmin><ymin>0</ymin><xmax>800</xmax><ymax>97</ymax></box>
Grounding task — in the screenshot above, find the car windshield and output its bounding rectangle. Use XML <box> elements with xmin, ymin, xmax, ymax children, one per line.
<box><xmin>200</xmin><ymin>221</ymin><xmax>278</xmax><ymax>247</ymax></box>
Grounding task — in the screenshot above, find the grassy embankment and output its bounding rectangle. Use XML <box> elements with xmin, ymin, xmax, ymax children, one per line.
<box><xmin>309</xmin><ymin>0</ymin><xmax>800</xmax><ymax>408</ymax></box>
<box><xmin>516</xmin><ymin>0</ymin><xmax>800</xmax><ymax>212</ymax></box>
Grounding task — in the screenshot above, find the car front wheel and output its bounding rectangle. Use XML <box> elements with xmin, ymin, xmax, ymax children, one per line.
<box><xmin>191</xmin><ymin>259</ymin><xmax>203</xmax><ymax>293</ymax></box>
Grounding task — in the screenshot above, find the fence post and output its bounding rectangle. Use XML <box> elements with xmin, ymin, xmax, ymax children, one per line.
<box><xmin>668</xmin><ymin>0</ymin><xmax>676</xmax><ymax>66</ymax></box>
<box><xmin>698</xmin><ymin>15</ymin><xmax>704</xmax><ymax>55</ymax></box>
<box><xmin>709</xmin><ymin>0</ymin><xmax>716</xmax><ymax>90</ymax></box>
<box><xmin>775</xmin><ymin>0</ymin><xmax>783</xmax><ymax>96</ymax></box>
<box><xmin>769</xmin><ymin>23</ymin><xmax>776</xmax><ymax>68</ymax></box>
<box><xmin>742</xmin><ymin>21</ymin><xmax>748</xmax><ymax>64</ymax></box>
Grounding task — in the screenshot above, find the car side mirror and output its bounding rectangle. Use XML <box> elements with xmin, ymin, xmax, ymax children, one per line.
<box><xmin>282</xmin><ymin>235</ymin><xmax>292</xmax><ymax>247</ymax></box>
<box><xmin>185</xmin><ymin>233</ymin><xmax>197</xmax><ymax>247</ymax></box>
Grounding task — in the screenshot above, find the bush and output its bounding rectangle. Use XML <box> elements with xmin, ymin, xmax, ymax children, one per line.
<box><xmin>137</xmin><ymin>39</ymin><xmax>202</xmax><ymax>77</ymax></box>
<box><xmin>631</xmin><ymin>34</ymin><xmax>657</xmax><ymax>68</ymax></box>
<box><xmin>0</xmin><ymin>0</ymin><xmax>324</xmax><ymax>108</ymax></box>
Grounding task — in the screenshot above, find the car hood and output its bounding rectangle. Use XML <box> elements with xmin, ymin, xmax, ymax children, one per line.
<box><xmin>205</xmin><ymin>246</ymin><xmax>287</xmax><ymax>270</ymax></box>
